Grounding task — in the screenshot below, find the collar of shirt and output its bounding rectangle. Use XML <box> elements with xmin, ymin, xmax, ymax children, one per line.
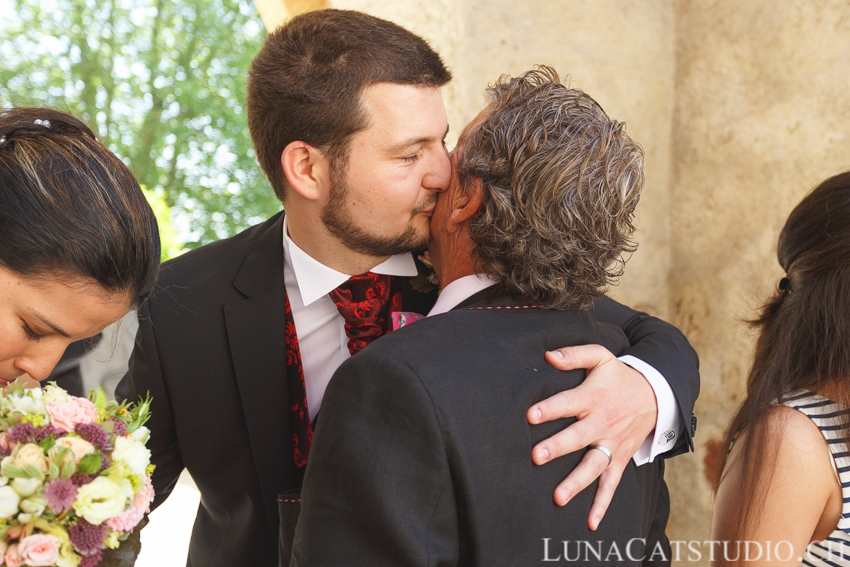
<box><xmin>282</xmin><ymin>216</ymin><xmax>419</xmax><ymax>306</ymax></box>
<box><xmin>427</xmin><ymin>274</ymin><xmax>500</xmax><ymax>316</ymax></box>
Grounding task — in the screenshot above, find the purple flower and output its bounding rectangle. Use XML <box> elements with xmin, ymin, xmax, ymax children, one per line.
<box><xmin>72</xmin><ymin>472</ymin><xmax>99</xmax><ymax>486</ymax></box>
<box><xmin>80</xmin><ymin>549</ymin><xmax>103</xmax><ymax>567</ymax></box>
<box><xmin>8</xmin><ymin>422</ymin><xmax>36</xmax><ymax>443</ymax></box>
<box><xmin>69</xmin><ymin>519</ymin><xmax>107</xmax><ymax>556</ymax></box>
<box><xmin>108</xmin><ymin>418</ymin><xmax>127</xmax><ymax>437</ymax></box>
<box><xmin>76</xmin><ymin>423</ymin><xmax>109</xmax><ymax>450</ymax></box>
<box><xmin>44</xmin><ymin>478</ymin><xmax>78</xmax><ymax>513</ymax></box>
<box><xmin>34</xmin><ymin>424</ymin><xmax>63</xmax><ymax>442</ymax></box>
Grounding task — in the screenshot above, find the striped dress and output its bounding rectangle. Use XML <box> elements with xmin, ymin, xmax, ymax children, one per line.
<box><xmin>780</xmin><ymin>390</ymin><xmax>850</xmax><ymax>566</ymax></box>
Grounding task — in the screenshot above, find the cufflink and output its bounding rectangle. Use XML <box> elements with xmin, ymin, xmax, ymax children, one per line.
<box><xmin>658</xmin><ymin>429</ymin><xmax>675</xmax><ymax>445</ymax></box>
<box><xmin>691</xmin><ymin>414</ymin><xmax>698</xmax><ymax>437</ymax></box>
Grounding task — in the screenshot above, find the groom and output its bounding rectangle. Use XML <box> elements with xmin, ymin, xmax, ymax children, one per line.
<box><xmin>118</xmin><ymin>9</ymin><xmax>699</xmax><ymax>567</ymax></box>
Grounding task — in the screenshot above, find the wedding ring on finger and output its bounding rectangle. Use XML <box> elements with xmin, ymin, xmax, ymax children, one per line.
<box><xmin>590</xmin><ymin>444</ymin><xmax>613</xmax><ymax>468</ymax></box>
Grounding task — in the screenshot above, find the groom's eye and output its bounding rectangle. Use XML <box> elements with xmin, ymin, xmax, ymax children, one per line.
<box><xmin>401</xmin><ymin>154</ymin><xmax>419</xmax><ymax>163</ymax></box>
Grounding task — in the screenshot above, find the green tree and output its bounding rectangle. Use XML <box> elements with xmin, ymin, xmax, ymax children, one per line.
<box><xmin>142</xmin><ymin>185</ymin><xmax>183</xmax><ymax>261</ymax></box>
<box><xmin>0</xmin><ymin>0</ymin><xmax>281</xmax><ymax>247</ymax></box>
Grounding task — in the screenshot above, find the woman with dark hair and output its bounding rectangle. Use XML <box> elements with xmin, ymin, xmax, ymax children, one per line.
<box><xmin>712</xmin><ymin>171</ymin><xmax>850</xmax><ymax>566</ymax></box>
<box><xmin>0</xmin><ymin>107</ymin><xmax>160</xmax><ymax>386</ymax></box>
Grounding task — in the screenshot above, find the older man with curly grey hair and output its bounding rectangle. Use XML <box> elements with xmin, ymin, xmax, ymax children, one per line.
<box><xmin>291</xmin><ymin>67</ymin><xmax>676</xmax><ymax>566</ymax></box>
<box><xmin>433</xmin><ymin>66</ymin><xmax>644</xmax><ymax>311</ymax></box>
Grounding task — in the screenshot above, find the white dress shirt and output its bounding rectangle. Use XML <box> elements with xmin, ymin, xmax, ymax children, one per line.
<box><xmin>282</xmin><ymin>218</ymin><xmax>418</xmax><ymax>420</ymax></box>
<box><xmin>429</xmin><ymin>274</ymin><xmax>682</xmax><ymax>464</ymax></box>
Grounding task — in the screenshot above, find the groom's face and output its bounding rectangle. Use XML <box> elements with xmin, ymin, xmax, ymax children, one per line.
<box><xmin>321</xmin><ymin>83</ymin><xmax>451</xmax><ymax>257</ymax></box>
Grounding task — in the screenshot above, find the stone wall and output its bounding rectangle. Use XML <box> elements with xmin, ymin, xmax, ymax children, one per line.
<box><xmin>255</xmin><ymin>1</ymin><xmax>850</xmax><ymax>564</ymax></box>
<box><xmin>670</xmin><ymin>1</ymin><xmax>850</xmax><ymax>560</ymax></box>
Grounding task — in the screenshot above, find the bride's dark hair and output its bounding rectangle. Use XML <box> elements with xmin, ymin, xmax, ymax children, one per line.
<box><xmin>0</xmin><ymin>107</ymin><xmax>160</xmax><ymax>308</ymax></box>
<box><xmin>716</xmin><ymin>170</ymin><xmax>850</xmax><ymax>535</ymax></box>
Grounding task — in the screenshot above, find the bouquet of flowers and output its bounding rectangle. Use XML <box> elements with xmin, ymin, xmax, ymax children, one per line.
<box><xmin>0</xmin><ymin>382</ymin><xmax>153</xmax><ymax>567</ymax></box>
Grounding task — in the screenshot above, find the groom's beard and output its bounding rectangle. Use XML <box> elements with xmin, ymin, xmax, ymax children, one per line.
<box><xmin>321</xmin><ymin>178</ymin><xmax>436</xmax><ymax>258</ymax></box>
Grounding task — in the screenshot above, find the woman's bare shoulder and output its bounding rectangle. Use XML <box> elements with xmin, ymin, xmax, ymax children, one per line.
<box><xmin>712</xmin><ymin>403</ymin><xmax>839</xmax><ymax>561</ymax></box>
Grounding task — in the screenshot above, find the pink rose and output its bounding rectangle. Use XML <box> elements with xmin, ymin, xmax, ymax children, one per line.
<box><xmin>0</xmin><ymin>540</ymin><xmax>7</xmax><ymax>565</ymax></box>
<box><xmin>18</xmin><ymin>534</ymin><xmax>59</xmax><ymax>567</ymax></box>
<box><xmin>4</xmin><ymin>543</ymin><xmax>22</xmax><ymax>567</ymax></box>
<box><xmin>139</xmin><ymin>475</ymin><xmax>155</xmax><ymax>512</ymax></box>
<box><xmin>106</xmin><ymin>503</ymin><xmax>145</xmax><ymax>532</ymax></box>
<box><xmin>46</xmin><ymin>398</ymin><xmax>100</xmax><ymax>432</ymax></box>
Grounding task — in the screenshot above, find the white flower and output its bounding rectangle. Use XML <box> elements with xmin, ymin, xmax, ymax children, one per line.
<box><xmin>55</xmin><ymin>541</ymin><xmax>79</xmax><ymax>567</ymax></box>
<box><xmin>118</xmin><ymin>478</ymin><xmax>134</xmax><ymax>502</ymax></box>
<box><xmin>0</xmin><ymin>485</ymin><xmax>20</xmax><ymax>518</ymax></box>
<box><xmin>11</xmin><ymin>477</ymin><xmax>42</xmax><ymax>497</ymax></box>
<box><xmin>42</xmin><ymin>385</ymin><xmax>71</xmax><ymax>405</ymax></box>
<box><xmin>10</xmin><ymin>395</ymin><xmax>45</xmax><ymax>416</ymax></box>
<box><xmin>73</xmin><ymin>477</ymin><xmax>129</xmax><ymax>525</ymax></box>
<box><xmin>20</xmin><ymin>494</ymin><xmax>46</xmax><ymax>515</ymax></box>
<box><xmin>131</xmin><ymin>426</ymin><xmax>150</xmax><ymax>444</ymax></box>
<box><xmin>28</xmin><ymin>388</ymin><xmax>44</xmax><ymax>400</ymax></box>
<box><xmin>112</xmin><ymin>436</ymin><xmax>151</xmax><ymax>477</ymax></box>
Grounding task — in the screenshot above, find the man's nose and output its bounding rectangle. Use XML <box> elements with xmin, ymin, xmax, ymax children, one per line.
<box><xmin>424</xmin><ymin>146</ymin><xmax>452</xmax><ymax>193</ymax></box>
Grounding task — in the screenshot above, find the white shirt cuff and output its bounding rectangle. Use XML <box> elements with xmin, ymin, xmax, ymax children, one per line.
<box><xmin>618</xmin><ymin>355</ymin><xmax>682</xmax><ymax>465</ymax></box>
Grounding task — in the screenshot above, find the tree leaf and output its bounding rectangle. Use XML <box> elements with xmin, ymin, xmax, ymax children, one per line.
<box><xmin>0</xmin><ymin>0</ymin><xmax>280</xmax><ymax>248</ymax></box>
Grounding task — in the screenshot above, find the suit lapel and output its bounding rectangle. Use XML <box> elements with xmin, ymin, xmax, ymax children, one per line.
<box><xmin>223</xmin><ymin>212</ymin><xmax>295</xmax><ymax>532</ymax></box>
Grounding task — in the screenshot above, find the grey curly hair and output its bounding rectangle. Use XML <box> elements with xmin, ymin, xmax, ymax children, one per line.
<box><xmin>455</xmin><ymin>66</ymin><xmax>645</xmax><ymax>309</ymax></box>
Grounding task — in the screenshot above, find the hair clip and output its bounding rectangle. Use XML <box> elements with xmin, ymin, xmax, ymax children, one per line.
<box><xmin>778</xmin><ymin>277</ymin><xmax>792</xmax><ymax>292</ymax></box>
<box><xmin>34</xmin><ymin>119</ymin><xmax>50</xmax><ymax>128</ymax></box>
<box><xmin>0</xmin><ymin>136</ymin><xmax>5</xmax><ymax>145</ymax></box>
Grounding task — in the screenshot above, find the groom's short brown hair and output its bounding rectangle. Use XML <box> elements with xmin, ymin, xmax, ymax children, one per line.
<box><xmin>247</xmin><ymin>9</ymin><xmax>451</xmax><ymax>202</ymax></box>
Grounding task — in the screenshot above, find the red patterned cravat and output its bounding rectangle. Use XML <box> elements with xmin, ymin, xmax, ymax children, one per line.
<box><xmin>286</xmin><ymin>274</ymin><xmax>403</xmax><ymax>469</ymax></box>
<box><xmin>283</xmin><ymin>289</ymin><xmax>313</xmax><ymax>468</ymax></box>
<box><xmin>329</xmin><ymin>272</ymin><xmax>402</xmax><ymax>355</ymax></box>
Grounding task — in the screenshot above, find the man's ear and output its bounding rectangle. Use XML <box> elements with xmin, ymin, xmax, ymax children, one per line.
<box><xmin>447</xmin><ymin>179</ymin><xmax>484</xmax><ymax>232</ymax></box>
<box><xmin>281</xmin><ymin>141</ymin><xmax>330</xmax><ymax>201</ymax></box>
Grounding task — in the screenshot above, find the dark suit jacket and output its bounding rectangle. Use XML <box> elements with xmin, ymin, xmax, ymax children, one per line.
<box><xmin>117</xmin><ymin>212</ymin><xmax>698</xmax><ymax>567</ymax></box>
<box><xmin>291</xmin><ymin>291</ymin><xmax>670</xmax><ymax>566</ymax></box>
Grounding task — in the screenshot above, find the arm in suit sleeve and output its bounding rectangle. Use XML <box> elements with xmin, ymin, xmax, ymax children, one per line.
<box><xmin>114</xmin><ymin>301</ymin><xmax>184</xmax><ymax>511</ymax></box>
<box><xmin>291</xmin><ymin>348</ymin><xmax>459</xmax><ymax>567</ymax></box>
<box><xmin>589</xmin><ymin>295</ymin><xmax>700</xmax><ymax>454</ymax></box>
